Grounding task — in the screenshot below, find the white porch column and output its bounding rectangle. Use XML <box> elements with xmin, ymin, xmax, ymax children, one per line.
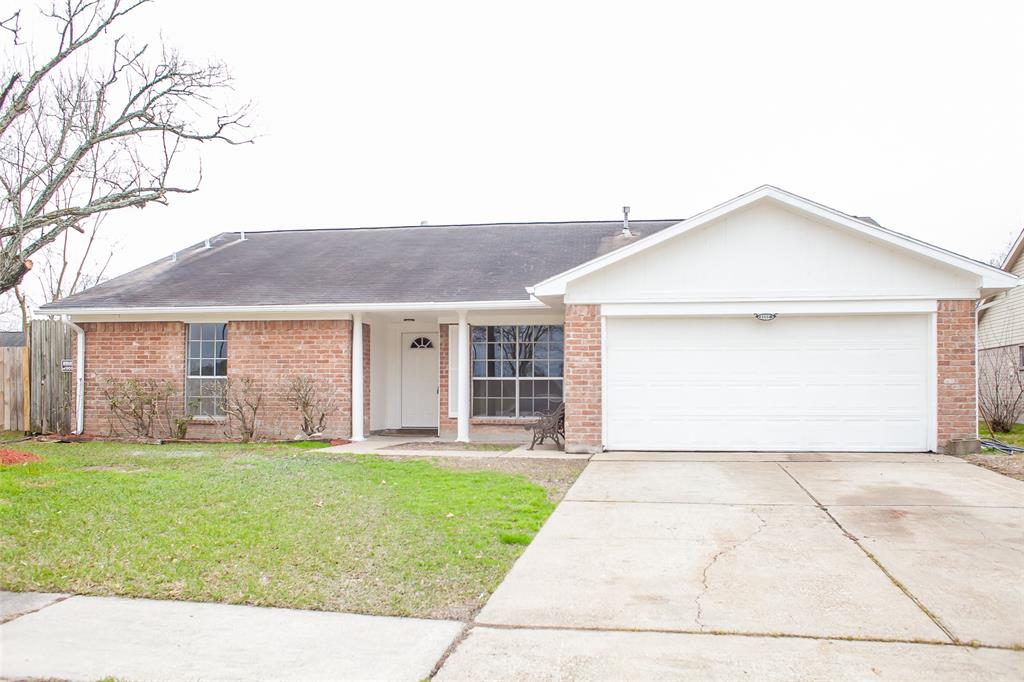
<box><xmin>457</xmin><ymin>310</ymin><xmax>471</xmax><ymax>442</ymax></box>
<box><xmin>351</xmin><ymin>313</ymin><xmax>365</xmax><ymax>441</ymax></box>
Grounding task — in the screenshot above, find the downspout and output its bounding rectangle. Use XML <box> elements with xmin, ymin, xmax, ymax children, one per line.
<box><xmin>55</xmin><ymin>316</ymin><xmax>86</xmax><ymax>435</ymax></box>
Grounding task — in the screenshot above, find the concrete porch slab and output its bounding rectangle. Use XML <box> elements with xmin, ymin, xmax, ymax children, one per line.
<box><xmin>781</xmin><ymin>461</ymin><xmax>1024</xmax><ymax>507</ymax></box>
<box><xmin>828</xmin><ymin>505</ymin><xmax>1024</xmax><ymax>647</ymax></box>
<box><xmin>436</xmin><ymin>627</ymin><xmax>1024</xmax><ymax>682</ymax></box>
<box><xmin>316</xmin><ymin>436</ymin><xmax>588</xmax><ymax>460</ymax></box>
<box><xmin>565</xmin><ymin>461</ymin><xmax>812</xmax><ymax>505</ymax></box>
<box><xmin>0</xmin><ymin>595</ymin><xmax>463</xmax><ymax>682</ymax></box>
<box><xmin>476</xmin><ymin>501</ymin><xmax>947</xmax><ymax>642</ymax></box>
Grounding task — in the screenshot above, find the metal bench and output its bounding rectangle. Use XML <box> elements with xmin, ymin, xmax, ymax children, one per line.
<box><xmin>526</xmin><ymin>402</ymin><xmax>565</xmax><ymax>450</ymax></box>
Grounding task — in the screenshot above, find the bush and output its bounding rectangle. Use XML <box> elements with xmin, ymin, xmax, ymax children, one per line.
<box><xmin>284</xmin><ymin>375</ymin><xmax>337</xmax><ymax>437</ymax></box>
<box><xmin>101</xmin><ymin>378</ymin><xmax>180</xmax><ymax>439</ymax></box>
<box><xmin>978</xmin><ymin>346</ymin><xmax>1024</xmax><ymax>434</ymax></box>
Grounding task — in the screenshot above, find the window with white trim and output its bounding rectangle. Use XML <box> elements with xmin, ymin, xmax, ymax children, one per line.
<box><xmin>471</xmin><ymin>325</ymin><xmax>564</xmax><ymax>417</ymax></box>
<box><xmin>185</xmin><ymin>323</ymin><xmax>227</xmax><ymax>416</ymax></box>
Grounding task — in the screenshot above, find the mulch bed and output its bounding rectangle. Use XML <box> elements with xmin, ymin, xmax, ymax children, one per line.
<box><xmin>965</xmin><ymin>452</ymin><xmax>1024</xmax><ymax>481</ymax></box>
<box><xmin>0</xmin><ymin>449</ymin><xmax>42</xmax><ymax>465</ymax></box>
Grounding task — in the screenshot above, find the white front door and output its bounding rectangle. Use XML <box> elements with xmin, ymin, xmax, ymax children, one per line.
<box><xmin>401</xmin><ymin>332</ymin><xmax>440</xmax><ymax>427</ymax></box>
<box><xmin>604</xmin><ymin>315</ymin><xmax>931</xmax><ymax>451</ymax></box>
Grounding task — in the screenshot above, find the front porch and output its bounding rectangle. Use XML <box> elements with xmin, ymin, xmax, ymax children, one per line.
<box><xmin>362</xmin><ymin>307</ymin><xmax>575</xmax><ymax>447</ymax></box>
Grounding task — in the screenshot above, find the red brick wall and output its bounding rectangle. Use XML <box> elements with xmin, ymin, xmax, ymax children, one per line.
<box><xmin>564</xmin><ymin>304</ymin><xmax>602</xmax><ymax>453</ymax></box>
<box><xmin>439</xmin><ymin>324</ymin><xmax>454</xmax><ymax>435</ymax></box>
<box><xmin>80</xmin><ymin>322</ymin><xmax>186</xmax><ymax>437</ymax></box>
<box><xmin>228</xmin><ymin>320</ymin><xmax>353</xmax><ymax>439</ymax></box>
<box><xmin>80</xmin><ymin>319</ymin><xmax>358</xmax><ymax>440</ymax></box>
<box><xmin>937</xmin><ymin>300</ymin><xmax>977</xmax><ymax>450</ymax></box>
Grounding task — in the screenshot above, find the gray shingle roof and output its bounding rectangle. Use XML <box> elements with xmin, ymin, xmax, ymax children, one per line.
<box><xmin>42</xmin><ymin>220</ymin><xmax>681</xmax><ymax>310</ymax></box>
<box><xmin>0</xmin><ymin>331</ymin><xmax>25</xmax><ymax>346</ymax></box>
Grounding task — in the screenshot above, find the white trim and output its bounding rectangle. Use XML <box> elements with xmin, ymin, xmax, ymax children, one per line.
<box><xmin>351</xmin><ymin>313</ymin><xmax>365</xmax><ymax>441</ymax></box>
<box><xmin>928</xmin><ymin>311</ymin><xmax>939</xmax><ymax>452</ymax></box>
<box><xmin>456</xmin><ymin>311</ymin><xmax>471</xmax><ymax>442</ymax></box>
<box><xmin>601</xmin><ymin>300</ymin><xmax>939</xmax><ymax>317</ymax></box>
<box><xmin>40</xmin><ymin>299</ymin><xmax>549</xmax><ymax>318</ymax></box>
<box><xmin>600</xmin><ymin>313</ymin><xmax>608</xmax><ymax>450</ymax></box>
<box><xmin>530</xmin><ymin>185</ymin><xmax>1018</xmax><ymax>297</ymax></box>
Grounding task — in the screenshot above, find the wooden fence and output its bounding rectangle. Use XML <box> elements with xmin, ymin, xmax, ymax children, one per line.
<box><xmin>30</xmin><ymin>319</ymin><xmax>74</xmax><ymax>434</ymax></box>
<box><xmin>0</xmin><ymin>346</ymin><xmax>29</xmax><ymax>431</ymax></box>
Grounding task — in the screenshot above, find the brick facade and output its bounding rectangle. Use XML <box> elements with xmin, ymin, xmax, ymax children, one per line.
<box><xmin>80</xmin><ymin>322</ymin><xmax>187</xmax><ymax>438</ymax></box>
<box><xmin>564</xmin><ymin>304</ymin><xmax>603</xmax><ymax>453</ymax></box>
<box><xmin>227</xmin><ymin>320</ymin><xmax>354</xmax><ymax>439</ymax></box>
<box><xmin>80</xmin><ymin>319</ymin><xmax>359</xmax><ymax>440</ymax></box>
<box><xmin>937</xmin><ymin>299</ymin><xmax>978</xmax><ymax>451</ymax></box>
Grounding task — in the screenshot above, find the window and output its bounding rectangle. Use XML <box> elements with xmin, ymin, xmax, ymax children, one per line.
<box><xmin>410</xmin><ymin>337</ymin><xmax>434</xmax><ymax>349</ymax></box>
<box><xmin>186</xmin><ymin>323</ymin><xmax>227</xmax><ymax>416</ymax></box>
<box><xmin>471</xmin><ymin>325</ymin><xmax>563</xmax><ymax>417</ymax></box>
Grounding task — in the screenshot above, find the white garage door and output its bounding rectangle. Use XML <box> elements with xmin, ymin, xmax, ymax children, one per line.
<box><xmin>604</xmin><ymin>315</ymin><xmax>931</xmax><ymax>451</ymax></box>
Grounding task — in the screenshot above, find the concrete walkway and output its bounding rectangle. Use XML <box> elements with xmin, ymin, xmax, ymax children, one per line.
<box><xmin>317</xmin><ymin>435</ymin><xmax>590</xmax><ymax>460</ymax></box>
<box><xmin>0</xmin><ymin>594</ymin><xmax>462</xmax><ymax>681</ymax></box>
<box><xmin>437</xmin><ymin>451</ymin><xmax>1024</xmax><ymax>680</ymax></box>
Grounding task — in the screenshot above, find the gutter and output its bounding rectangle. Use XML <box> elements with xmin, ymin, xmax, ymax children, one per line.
<box><xmin>38</xmin><ymin>299</ymin><xmax>550</xmax><ymax>317</ymax></box>
<box><xmin>54</xmin><ymin>316</ymin><xmax>86</xmax><ymax>435</ymax></box>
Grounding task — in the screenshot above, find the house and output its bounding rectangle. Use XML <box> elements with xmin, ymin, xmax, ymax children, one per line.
<box><xmin>38</xmin><ymin>186</ymin><xmax>1017</xmax><ymax>453</ymax></box>
<box><xmin>977</xmin><ymin>227</ymin><xmax>1024</xmax><ymax>418</ymax></box>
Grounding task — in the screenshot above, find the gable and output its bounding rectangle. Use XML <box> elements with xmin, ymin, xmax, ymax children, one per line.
<box><xmin>564</xmin><ymin>199</ymin><xmax>982</xmax><ymax>303</ymax></box>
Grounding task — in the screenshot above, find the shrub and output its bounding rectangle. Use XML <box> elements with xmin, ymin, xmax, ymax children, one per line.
<box><xmin>102</xmin><ymin>378</ymin><xmax>178</xmax><ymax>439</ymax></box>
<box><xmin>284</xmin><ymin>375</ymin><xmax>337</xmax><ymax>437</ymax></box>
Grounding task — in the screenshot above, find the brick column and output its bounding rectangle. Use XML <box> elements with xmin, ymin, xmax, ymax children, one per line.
<box><xmin>937</xmin><ymin>299</ymin><xmax>977</xmax><ymax>452</ymax></box>
<box><xmin>564</xmin><ymin>304</ymin><xmax>603</xmax><ymax>453</ymax></box>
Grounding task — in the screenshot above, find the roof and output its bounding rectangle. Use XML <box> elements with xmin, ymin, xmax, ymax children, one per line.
<box><xmin>40</xmin><ymin>220</ymin><xmax>681</xmax><ymax>310</ymax></box>
<box><xmin>531</xmin><ymin>185</ymin><xmax>1018</xmax><ymax>297</ymax></box>
<box><xmin>0</xmin><ymin>331</ymin><xmax>25</xmax><ymax>347</ymax></box>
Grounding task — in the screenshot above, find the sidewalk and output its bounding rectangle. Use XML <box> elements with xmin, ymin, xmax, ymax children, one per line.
<box><xmin>0</xmin><ymin>592</ymin><xmax>462</xmax><ymax>682</ymax></box>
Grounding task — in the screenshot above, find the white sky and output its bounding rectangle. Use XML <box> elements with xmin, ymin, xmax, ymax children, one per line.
<box><xmin>7</xmin><ymin>0</ymin><xmax>1024</xmax><ymax>313</ymax></box>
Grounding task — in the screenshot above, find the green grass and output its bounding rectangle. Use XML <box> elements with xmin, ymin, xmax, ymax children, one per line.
<box><xmin>979</xmin><ymin>421</ymin><xmax>1024</xmax><ymax>447</ymax></box>
<box><xmin>0</xmin><ymin>440</ymin><xmax>564</xmax><ymax>619</ymax></box>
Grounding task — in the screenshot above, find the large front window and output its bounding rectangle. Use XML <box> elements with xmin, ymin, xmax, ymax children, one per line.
<box><xmin>186</xmin><ymin>323</ymin><xmax>227</xmax><ymax>416</ymax></box>
<box><xmin>471</xmin><ymin>325</ymin><xmax>563</xmax><ymax>417</ymax></box>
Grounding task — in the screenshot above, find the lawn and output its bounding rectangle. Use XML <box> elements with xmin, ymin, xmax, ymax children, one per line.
<box><xmin>0</xmin><ymin>440</ymin><xmax>583</xmax><ymax>619</ymax></box>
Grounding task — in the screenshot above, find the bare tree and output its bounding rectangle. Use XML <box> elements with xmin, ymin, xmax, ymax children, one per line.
<box><xmin>0</xmin><ymin>0</ymin><xmax>251</xmax><ymax>294</ymax></box>
<box><xmin>285</xmin><ymin>375</ymin><xmax>338</xmax><ymax>437</ymax></box>
<box><xmin>978</xmin><ymin>346</ymin><xmax>1024</xmax><ymax>435</ymax></box>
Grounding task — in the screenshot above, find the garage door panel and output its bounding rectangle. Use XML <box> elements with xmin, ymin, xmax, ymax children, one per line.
<box><xmin>605</xmin><ymin>315</ymin><xmax>930</xmax><ymax>451</ymax></box>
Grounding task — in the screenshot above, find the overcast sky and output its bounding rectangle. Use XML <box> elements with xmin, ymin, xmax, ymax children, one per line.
<box><xmin>7</xmin><ymin>0</ymin><xmax>1024</xmax><ymax>317</ymax></box>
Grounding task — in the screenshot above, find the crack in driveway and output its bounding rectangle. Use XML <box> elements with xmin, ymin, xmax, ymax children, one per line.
<box><xmin>694</xmin><ymin>508</ymin><xmax>769</xmax><ymax>631</ymax></box>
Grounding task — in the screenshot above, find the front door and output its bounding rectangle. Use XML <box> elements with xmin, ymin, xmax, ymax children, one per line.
<box><xmin>401</xmin><ymin>332</ymin><xmax>440</xmax><ymax>427</ymax></box>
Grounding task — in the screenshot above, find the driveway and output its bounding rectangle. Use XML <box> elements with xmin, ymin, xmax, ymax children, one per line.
<box><xmin>438</xmin><ymin>452</ymin><xmax>1024</xmax><ymax>681</ymax></box>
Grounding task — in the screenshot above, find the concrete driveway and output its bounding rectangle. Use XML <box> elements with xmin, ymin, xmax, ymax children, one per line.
<box><xmin>438</xmin><ymin>452</ymin><xmax>1024</xmax><ymax>681</ymax></box>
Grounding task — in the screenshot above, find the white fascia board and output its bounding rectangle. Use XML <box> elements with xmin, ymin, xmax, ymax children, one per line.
<box><xmin>530</xmin><ymin>185</ymin><xmax>1019</xmax><ymax>296</ymax></box>
<box><xmin>40</xmin><ymin>299</ymin><xmax>550</xmax><ymax>320</ymax></box>
<box><xmin>602</xmin><ymin>299</ymin><xmax>939</xmax><ymax>317</ymax></box>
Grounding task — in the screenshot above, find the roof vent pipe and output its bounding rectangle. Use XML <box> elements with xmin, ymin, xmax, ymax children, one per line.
<box><xmin>170</xmin><ymin>252</ymin><xmax>177</xmax><ymax>262</ymax></box>
<box><xmin>621</xmin><ymin>206</ymin><xmax>631</xmax><ymax>236</ymax></box>
<box><xmin>204</xmin><ymin>237</ymin><xmax>211</xmax><ymax>249</ymax></box>
<box><xmin>239</xmin><ymin>231</ymin><xmax>247</xmax><ymax>241</ymax></box>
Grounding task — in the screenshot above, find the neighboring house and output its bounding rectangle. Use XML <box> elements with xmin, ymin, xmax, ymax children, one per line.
<box><xmin>39</xmin><ymin>186</ymin><xmax>1017</xmax><ymax>453</ymax></box>
<box><xmin>0</xmin><ymin>331</ymin><xmax>25</xmax><ymax>347</ymax></box>
<box><xmin>977</xmin><ymin>228</ymin><xmax>1024</xmax><ymax>410</ymax></box>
